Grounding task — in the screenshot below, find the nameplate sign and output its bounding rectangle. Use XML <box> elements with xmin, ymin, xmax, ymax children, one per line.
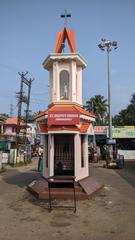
<box><xmin>48</xmin><ymin>110</ymin><xmax>80</xmax><ymax>125</ymax></box>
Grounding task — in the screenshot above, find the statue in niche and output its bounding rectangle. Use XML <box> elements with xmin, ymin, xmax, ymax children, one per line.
<box><xmin>64</xmin><ymin>81</ymin><xmax>68</xmax><ymax>98</ymax></box>
<box><xmin>60</xmin><ymin>70</ymin><xmax>69</xmax><ymax>100</ymax></box>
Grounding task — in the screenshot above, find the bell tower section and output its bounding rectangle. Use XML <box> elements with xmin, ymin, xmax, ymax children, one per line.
<box><xmin>42</xmin><ymin>26</ymin><xmax>87</xmax><ymax>106</ymax></box>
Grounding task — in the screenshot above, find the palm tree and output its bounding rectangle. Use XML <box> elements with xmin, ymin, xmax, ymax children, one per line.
<box><xmin>85</xmin><ymin>95</ymin><xmax>108</xmax><ymax>125</ymax></box>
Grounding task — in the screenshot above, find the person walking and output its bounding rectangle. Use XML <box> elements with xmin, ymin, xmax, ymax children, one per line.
<box><xmin>38</xmin><ymin>154</ymin><xmax>43</xmax><ymax>172</ymax></box>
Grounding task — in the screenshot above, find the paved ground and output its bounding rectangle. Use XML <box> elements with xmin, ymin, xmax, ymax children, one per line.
<box><xmin>0</xmin><ymin>158</ymin><xmax>135</xmax><ymax>240</ymax></box>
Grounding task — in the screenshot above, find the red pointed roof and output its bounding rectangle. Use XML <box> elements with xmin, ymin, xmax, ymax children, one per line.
<box><xmin>55</xmin><ymin>26</ymin><xmax>77</xmax><ymax>53</ymax></box>
<box><xmin>34</xmin><ymin>104</ymin><xmax>96</xmax><ymax>120</ymax></box>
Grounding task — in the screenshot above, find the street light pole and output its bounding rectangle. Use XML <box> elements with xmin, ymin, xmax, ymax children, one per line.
<box><xmin>107</xmin><ymin>46</ymin><xmax>112</xmax><ymax>142</ymax></box>
<box><xmin>98</xmin><ymin>39</ymin><xmax>118</xmax><ymax>159</ymax></box>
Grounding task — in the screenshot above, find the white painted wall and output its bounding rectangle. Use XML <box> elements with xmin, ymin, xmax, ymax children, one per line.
<box><xmin>74</xmin><ymin>133</ymin><xmax>81</xmax><ymax>181</ymax></box>
<box><xmin>49</xmin><ymin>69</ymin><xmax>53</xmax><ymax>103</ymax></box>
<box><xmin>74</xmin><ymin>134</ymin><xmax>89</xmax><ymax>181</ymax></box>
<box><xmin>43</xmin><ymin>133</ymin><xmax>89</xmax><ymax>180</ymax></box>
<box><xmin>49</xmin><ymin>134</ymin><xmax>54</xmax><ymax>176</ymax></box>
<box><xmin>52</xmin><ymin>62</ymin><xmax>58</xmax><ymax>102</ymax></box>
<box><xmin>43</xmin><ymin>134</ymin><xmax>55</xmax><ymax>178</ymax></box>
<box><xmin>118</xmin><ymin>149</ymin><xmax>135</xmax><ymax>160</ymax></box>
<box><xmin>2</xmin><ymin>152</ymin><xmax>9</xmax><ymax>163</ymax></box>
<box><xmin>83</xmin><ymin>135</ymin><xmax>89</xmax><ymax>176</ymax></box>
<box><xmin>0</xmin><ymin>151</ymin><xmax>2</xmax><ymax>170</ymax></box>
<box><xmin>42</xmin><ymin>135</ymin><xmax>49</xmax><ymax>178</ymax></box>
<box><xmin>4</xmin><ymin>126</ymin><xmax>16</xmax><ymax>136</ymax></box>
<box><xmin>49</xmin><ymin>59</ymin><xmax>83</xmax><ymax>105</ymax></box>
<box><xmin>71</xmin><ymin>61</ymin><xmax>77</xmax><ymax>102</ymax></box>
<box><xmin>76</xmin><ymin>67</ymin><xmax>82</xmax><ymax>105</ymax></box>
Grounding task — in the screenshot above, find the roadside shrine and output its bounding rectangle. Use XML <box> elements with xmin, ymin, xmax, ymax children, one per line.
<box><xmin>29</xmin><ymin>23</ymin><xmax>103</xmax><ymax>203</ymax></box>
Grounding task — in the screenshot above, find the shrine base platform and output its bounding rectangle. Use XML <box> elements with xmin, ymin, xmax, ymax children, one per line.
<box><xmin>27</xmin><ymin>176</ymin><xmax>104</xmax><ymax>200</ymax></box>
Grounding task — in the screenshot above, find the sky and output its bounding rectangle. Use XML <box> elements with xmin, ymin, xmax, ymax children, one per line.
<box><xmin>0</xmin><ymin>0</ymin><xmax>135</xmax><ymax>117</ymax></box>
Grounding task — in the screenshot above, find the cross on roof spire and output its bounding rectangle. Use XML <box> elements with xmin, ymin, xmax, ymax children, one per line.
<box><xmin>60</xmin><ymin>10</ymin><xmax>71</xmax><ymax>26</ymax></box>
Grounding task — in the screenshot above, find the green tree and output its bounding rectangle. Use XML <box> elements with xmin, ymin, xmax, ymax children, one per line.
<box><xmin>85</xmin><ymin>95</ymin><xmax>108</xmax><ymax>125</ymax></box>
<box><xmin>113</xmin><ymin>93</ymin><xmax>135</xmax><ymax>126</ymax></box>
<box><xmin>1</xmin><ymin>113</ymin><xmax>9</xmax><ymax>118</ymax></box>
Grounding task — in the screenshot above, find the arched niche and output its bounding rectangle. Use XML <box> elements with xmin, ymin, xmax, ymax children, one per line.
<box><xmin>60</xmin><ymin>70</ymin><xmax>69</xmax><ymax>100</ymax></box>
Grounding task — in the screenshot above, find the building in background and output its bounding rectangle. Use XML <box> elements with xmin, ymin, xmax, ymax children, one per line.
<box><xmin>0</xmin><ymin>118</ymin><xmax>32</xmax><ymax>164</ymax></box>
<box><xmin>90</xmin><ymin>125</ymin><xmax>135</xmax><ymax>160</ymax></box>
<box><xmin>0</xmin><ymin>114</ymin><xmax>8</xmax><ymax>151</ymax></box>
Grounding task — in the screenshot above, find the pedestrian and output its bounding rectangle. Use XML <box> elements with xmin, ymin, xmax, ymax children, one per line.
<box><xmin>38</xmin><ymin>154</ymin><xmax>43</xmax><ymax>172</ymax></box>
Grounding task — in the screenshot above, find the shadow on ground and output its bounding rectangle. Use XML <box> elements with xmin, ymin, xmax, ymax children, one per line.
<box><xmin>114</xmin><ymin>161</ymin><xmax>135</xmax><ymax>188</ymax></box>
<box><xmin>2</xmin><ymin>169</ymin><xmax>41</xmax><ymax>188</ymax></box>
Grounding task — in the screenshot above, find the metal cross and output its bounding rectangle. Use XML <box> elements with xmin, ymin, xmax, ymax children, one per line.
<box><xmin>60</xmin><ymin>9</ymin><xmax>71</xmax><ymax>26</ymax></box>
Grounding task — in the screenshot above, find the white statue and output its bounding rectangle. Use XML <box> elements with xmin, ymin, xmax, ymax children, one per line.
<box><xmin>64</xmin><ymin>81</ymin><xmax>68</xmax><ymax>98</ymax></box>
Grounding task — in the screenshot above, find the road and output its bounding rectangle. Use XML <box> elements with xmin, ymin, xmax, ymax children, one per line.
<box><xmin>0</xmin><ymin>158</ymin><xmax>135</xmax><ymax>240</ymax></box>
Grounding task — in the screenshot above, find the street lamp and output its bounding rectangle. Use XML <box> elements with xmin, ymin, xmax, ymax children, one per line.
<box><xmin>98</xmin><ymin>38</ymin><xmax>118</xmax><ymax>159</ymax></box>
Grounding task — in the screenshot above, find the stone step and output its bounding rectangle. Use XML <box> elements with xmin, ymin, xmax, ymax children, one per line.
<box><xmin>39</xmin><ymin>189</ymin><xmax>87</xmax><ymax>200</ymax></box>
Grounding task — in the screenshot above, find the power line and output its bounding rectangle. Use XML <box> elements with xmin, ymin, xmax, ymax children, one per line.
<box><xmin>0</xmin><ymin>63</ymin><xmax>21</xmax><ymax>72</ymax></box>
<box><xmin>0</xmin><ymin>63</ymin><xmax>46</xmax><ymax>82</ymax></box>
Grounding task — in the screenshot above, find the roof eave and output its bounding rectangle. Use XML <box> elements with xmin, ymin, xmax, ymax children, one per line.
<box><xmin>42</xmin><ymin>53</ymin><xmax>87</xmax><ymax>70</ymax></box>
<box><xmin>80</xmin><ymin>114</ymin><xmax>95</xmax><ymax>122</ymax></box>
<box><xmin>48</xmin><ymin>130</ymin><xmax>79</xmax><ymax>134</ymax></box>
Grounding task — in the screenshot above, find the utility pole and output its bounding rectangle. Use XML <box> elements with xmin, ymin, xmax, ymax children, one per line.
<box><xmin>10</xmin><ymin>103</ymin><xmax>14</xmax><ymax>117</ymax></box>
<box><xmin>16</xmin><ymin>72</ymin><xmax>27</xmax><ymax>150</ymax></box>
<box><xmin>16</xmin><ymin>72</ymin><xmax>33</xmax><ymax>161</ymax></box>
<box><xmin>23</xmin><ymin>78</ymin><xmax>33</xmax><ymax>145</ymax></box>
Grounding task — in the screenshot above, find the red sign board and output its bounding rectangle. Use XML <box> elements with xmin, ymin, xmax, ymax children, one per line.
<box><xmin>48</xmin><ymin>110</ymin><xmax>80</xmax><ymax>125</ymax></box>
<box><xmin>94</xmin><ymin>126</ymin><xmax>108</xmax><ymax>135</ymax></box>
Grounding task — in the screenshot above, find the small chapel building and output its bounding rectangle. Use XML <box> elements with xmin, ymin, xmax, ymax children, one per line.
<box><xmin>35</xmin><ymin>25</ymin><xmax>95</xmax><ymax>182</ymax></box>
